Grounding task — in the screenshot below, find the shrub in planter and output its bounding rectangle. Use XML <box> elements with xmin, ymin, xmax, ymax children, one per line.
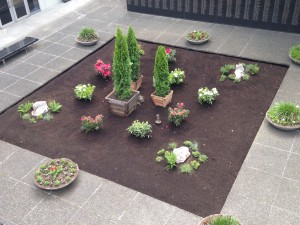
<box><xmin>198</xmin><ymin>87</ymin><xmax>219</xmax><ymax>105</ymax></box>
<box><xmin>127</xmin><ymin>120</ymin><xmax>152</xmax><ymax>138</ymax></box>
<box><xmin>169</xmin><ymin>68</ymin><xmax>185</xmax><ymax>85</ymax></box>
<box><xmin>127</xmin><ymin>26</ymin><xmax>141</xmax><ymax>83</ymax></box>
<box><xmin>81</xmin><ymin>114</ymin><xmax>104</xmax><ymax>133</ymax></box>
<box><xmin>185</xmin><ymin>30</ymin><xmax>210</xmax><ymax>44</ymax></box>
<box><xmin>289</xmin><ymin>44</ymin><xmax>300</xmax><ymax>64</ymax></box>
<box><xmin>76</xmin><ymin>27</ymin><xmax>99</xmax><ymax>45</ymax></box>
<box><xmin>166</xmin><ymin>48</ymin><xmax>176</xmax><ymax>62</ymax></box>
<box><xmin>74</xmin><ymin>84</ymin><xmax>95</xmax><ymax>101</ymax></box>
<box><xmin>200</xmin><ymin>214</ymin><xmax>241</xmax><ymax>225</ymax></box>
<box><xmin>94</xmin><ymin>59</ymin><xmax>111</xmax><ymax>79</ymax></box>
<box><xmin>168</xmin><ymin>102</ymin><xmax>190</xmax><ymax>126</ymax></box>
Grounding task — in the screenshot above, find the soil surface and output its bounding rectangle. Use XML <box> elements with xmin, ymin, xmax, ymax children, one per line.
<box><xmin>0</xmin><ymin>39</ymin><xmax>287</xmax><ymax>216</ymax></box>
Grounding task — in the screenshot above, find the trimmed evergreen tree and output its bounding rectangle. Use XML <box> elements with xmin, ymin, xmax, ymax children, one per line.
<box><xmin>153</xmin><ymin>46</ymin><xmax>170</xmax><ymax>97</ymax></box>
<box><xmin>127</xmin><ymin>26</ymin><xmax>140</xmax><ymax>82</ymax></box>
<box><xmin>113</xmin><ymin>28</ymin><xmax>132</xmax><ymax>100</ymax></box>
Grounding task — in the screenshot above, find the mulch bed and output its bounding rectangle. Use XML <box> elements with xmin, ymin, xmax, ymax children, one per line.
<box><xmin>0</xmin><ymin>39</ymin><xmax>287</xmax><ymax>216</ymax></box>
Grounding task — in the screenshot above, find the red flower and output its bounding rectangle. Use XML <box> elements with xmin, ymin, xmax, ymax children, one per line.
<box><xmin>50</xmin><ymin>166</ymin><xmax>57</xmax><ymax>171</ymax></box>
<box><xmin>166</xmin><ymin>48</ymin><xmax>171</xmax><ymax>54</ymax></box>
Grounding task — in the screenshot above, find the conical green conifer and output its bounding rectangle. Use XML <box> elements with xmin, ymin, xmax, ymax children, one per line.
<box><xmin>127</xmin><ymin>26</ymin><xmax>140</xmax><ymax>82</ymax></box>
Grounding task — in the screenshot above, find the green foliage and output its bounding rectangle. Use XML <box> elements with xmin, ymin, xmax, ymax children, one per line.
<box><xmin>164</xmin><ymin>151</ymin><xmax>177</xmax><ymax>170</ymax></box>
<box><xmin>42</xmin><ymin>113</ymin><xmax>53</xmax><ymax>122</ymax></box>
<box><xmin>183</xmin><ymin>140</ymin><xmax>193</xmax><ymax>147</ymax></box>
<box><xmin>290</xmin><ymin>44</ymin><xmax>300</xmax><ymax>61</ymax></box>
<box><xmin>157</xmin><ymin>149</ymin><xmax>166</xmax><ymax>156</ymax></box>
<box><xmin>233</xmin><ymin>78</ymin><xmax>241</xmax><ymax>83</ymax></box>
<box><xmin>211</xmin><ymin>215</ymin><xmax>240</xmax><ymax>225</ymax></box>
<box><xmin>186</xmin><ymin>31</ymin><xmax>209</xmax><ymax>41</ymax></box>
<box><xmin>192</xmin><ymin>151</ymin><xmax>201</xmax><ymax>158</ymax></box>
<box><xmin>18</xmin><ymin>101</ymin><xmax>33</xmax><ymax>114</ymax></box>
<box><xmin>113</xmin><ymin>27</ymin><xmax>132</xmax><ymax>100</ymax></box>
<box><xmin>74</xmin><ymin>84</ymin><xmax>95</xmax><ymax>101</ymax></box>
<box><xmin>54</xmin><ymin>180</ymin><xmax>61</xmax><ymax>186</ymax></box>
<box><xmin>153</xmin><ymin>46</ymin><xmax>170</xmax><ymax>97</ymax></box>
<box><xmin>21</xmin><ymin>113</ymin><xmax>36</xmax><ymax>123</ymax></box>
<box><xmin>220</xmin><ymin>64</ymin><xmax>234</xmax><ymax>75</ymax></box>
<box><xmin>66</xmin><ymin>176</ymin><xmax>71</xmax><ymax>181</ymax></box>
<box><xmin>68</xmin><ymin>162</ymin><xmax>75</xmax><ymax>168</ymax></box>
<box><xmin>35</xmin><ymin>171</ymin><xmax>41</xmax><ymax>176</ymax></box>
<box><xmin>198</xmin><ymin>154</ymin><xmax>208</xmax><ymax>163</ymax></box>
<box><xmin>220</xmin><ymin>74</ymin><xmax>227</xmax><ymax>82</ymax></box>
<box><xmin>81</xmin><ymin>115</ymin><xmax>104</xmax><ymax>133</ymax></box>
<box><xmin>168</xmin><ymin>142</ymin><xmax>177</xmax><ymax>150</ymax></box>
<box><xmin>245</xmin><ymin>64</ymin><xmax>259</xmax><ymax>75</ymax></box>
<box><xmin>169</xmin><ymin>68</ymin><xmax>185</xmax><ymax>85</ymax></box>
<box><xmin>242</xmin><ymin>74</ymin><xmax>250</xmax><ymax>80</ymax></box>
<box><xmin>138</xmin><ymin>43</ymin><xmax>145</xmax><ymax>55</ymax></box>
<box><xmin>48</xmin><ymin>100</ymin><xmax>62</xmax><ymax>113</ymax></box>
<box><xmin>127</xmin><ymin>120</ymin><xmax>152</xmax><ymax>138</ymax></box>
<box><xmin>78</xmin><ymin>27</ymin><xmax>98</xmax><ymax>41</ymax></box>
<box><xmin>155</xmin><ymin>156</ymin><xmax>164</xmax><ymax>163</ymax></box>
<box><xmin>179</xmin><ymin>164</ymin><xmax>193</xmax><ymax>174</ymax></box>
<box><xmin>198</xmin><ymin>87</ymin><xmax>219</xmax><ymax>105</ymax></box>
<box><xmin>228</xmin><ymin>74</ymin><xmax>236</xmax><ymax>80</ymax></box>
<box><xmin>36</xmin><ymin>176</ymin><xmax>43</xmax><ymax>182</ymax></box>
<box><xmin>61</xmin><ymin>159</ymin><xmax>67</xmax><ymax>164</ymax></box>
<box><xmin>191</xmin><ymin>160</ymin><xmax>200</xmax><ymax>170</ymax></box>
<box><xmin>44</xmin><ymin>181</ymin><xmax>50</xmax><ymax>186</ymax></box>
<box><xmin>190</xmin><ymin>141</ymin><xmax>199</xmax><ymax>151</ymax></box>
<box><xmin>267</xmin><ymin>102</ymin><xmax>300</xmax><ymax>126</ymax></box>
<box><xmin>40</xmin><ymin>164</ymin><xmax>47</xmax><ymax>169</ymax></box>
<box><xmin>70</xmin><ymin>168</ymin><xmax>76</xmax><ymax>173</ymax></box>
<box><xmin>127</xmin><ymin>26</ymin><xmax>140</xmax><ymax>81</ymax></box>
<box><xmin>168</xmin><ymin>103</ymin><xmax>190</xmax><ymax>126</ymax></box>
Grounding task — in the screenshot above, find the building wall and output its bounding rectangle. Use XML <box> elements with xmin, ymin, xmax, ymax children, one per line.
<box><xmin>38</xmin><ymin>0</ymin><xmax>61</xmax><ymax>11</ymax></box>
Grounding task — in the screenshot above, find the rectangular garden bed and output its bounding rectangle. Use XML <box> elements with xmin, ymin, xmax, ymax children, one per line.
<box><xmin>0</xmin><ymin>39</ymin><xmax>287</xmax><ymax>216</ymax></box>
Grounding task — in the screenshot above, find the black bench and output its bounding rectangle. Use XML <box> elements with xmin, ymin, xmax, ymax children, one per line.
<box><xmin>0</xmin><ymin>37</ymin><xmax>38</xmax><ymax>65</ymax></box>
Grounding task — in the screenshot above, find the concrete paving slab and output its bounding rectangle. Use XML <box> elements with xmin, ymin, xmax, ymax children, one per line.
<box><xmin>72</xmin><ymin>18</ymin><xmax>108</xmax><ymax>32</ymax></box>
<box><xmin>6</xmin><ymin>62</ymin><xmax>39</xmax><ymax>78</ymax></box>
<box><xmin>136</xmin><ymin>29</ymin><xmax>162</xmax><ymax>42</ymax></box>
<box><xmin>31</xmin><ymin>40</ymin><xmax>55</xmax><ymax>51</ymax></box>
<box><xmin>44</xmin><ymin>32</ymin><xmax>67</xmax><ymax>43</ymax></box>
<box><xmin>283</xmin><ymin>153</ymin><xmax>300</xmax><ymax>181</ymax></box>
<box><xmin>279</xmin><ymin>70</ymin><xmax>300</xmax><ymax>94</ymax></box>
<box><xmin>272</xmin><ymin>90</ymin><xmax>300</xmax><ymax>105</ymax></box>
<box><xmin>0</xmin><ymin>141</ymin><xmax>20</xmax><ymax>164</ymax></box>
<box><xmin>24</xmin><ymin>52</ymin><xmax>57</xmax><ymax>67</ymax></box>
<box><xmin>217</xmin><ymin>34</ymin><xmax>251</xmax><ymax>56</ymax></box>
<box><xmin>0</xmin><ymin>176</ymin><xmax>17</xmax><ymax>198</ymax></box>
<box><xmin>57</xmin><ymin>35</ymin><xmax>77</xmax><ymax>47</ymax></box>
<box><xmin>0</xmin><ymin>216</ymin><xmax>15</xmax><ymax>225</ymax></box>
<box><xmin>60</xmin><ymin>47</ymin><xmax>91</xmax><ymax>61</ymax></box>
<box><xmin>0</xmin><ymin>91</ymin><xmax>20</xmax><ymax>112</ymax></box>
<box><xmin>43</xmin><ymin>57</ymin><xmax>75</xmax><ymax>72</ymax></box>
<box><xmin>0</xmin><ymin>73</ymin><xmax>20</xmax><ymax>91</ymax></box>
<box><xmin>154</xmin><ymin>32</ymin><xmax>181</xmax><ymax>44</ymax></box>
<box><xmin>165</xmin><ymin>207</ymin><xmax>201</xmax><ymax>225</ymax></box>
<box><xmin>291</xmin><ymin>132</ymin><xmax>300</xmax><ymax>155</ymax></box>
<box><xmin>4</xmin><ymin>79</ymin><xmax>40</xmax><ymax>96</ymax></box>
<box><xmin>24</xmin><ymin>67</ymin><xmax>58</xmax><ymax>84</ymax></box>
<box><xmin>43</xmin><ymin>43</ymin><xmax>72</xmax><ymax>57</ymax></box>
<box><xmin>267</xmin><ymin>206</ymin><xmax>300</xmax><ymax>225</ymax></box>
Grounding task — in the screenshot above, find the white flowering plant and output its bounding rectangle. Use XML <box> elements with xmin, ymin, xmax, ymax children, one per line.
<box><xmin>197</xmin><ymin>87</ymin><xmax>219</xmax><ymax>105</ymax></box>
<box><xmin>74</xmin><ymin>84</ymin><xmax>96</xmax><ymax>101</ymax></box>
<box><xmin>169</xmin><ymin>68</ymin><xmax>185</xmax><ymax>85</ymax></box>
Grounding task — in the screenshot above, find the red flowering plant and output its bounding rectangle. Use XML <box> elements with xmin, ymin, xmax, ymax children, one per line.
<box><xmin>94</xmin><ymin>59</ymin><xmax>111</xmax><ymax>79</ymax></box>
<box><xmin>165</xmin><ymin>48</ymin><xmax>176</xmax><ymax>62</ymax></box>
<box><xmin>168</xmin><ymin>102</ymin><xmax>190</xmax><ymax>126</ymax></box>
<box><xmin>81</xmin><ymin>114</ymin><xmax>104</xmax><ymax>133</ymax></box>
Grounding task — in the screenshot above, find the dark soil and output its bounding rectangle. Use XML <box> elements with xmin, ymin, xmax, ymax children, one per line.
<box><xmin>0</xmin><ymin>39</ymin><xmax>287</xmax><ymax>216</ymax></box>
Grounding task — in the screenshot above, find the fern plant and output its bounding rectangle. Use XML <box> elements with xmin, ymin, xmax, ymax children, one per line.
<box><xmin>164</xmin><ymin>151</ymin><xmax>177</xmax><ymax>170</ymax></box>
<box><xmin>48</xmin><ymin>101</ymin><xmax>62</xmax><ymax>113</ymax></box>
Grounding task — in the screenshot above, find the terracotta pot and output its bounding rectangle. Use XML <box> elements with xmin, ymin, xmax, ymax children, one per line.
<box><xmin>75</xmin><ymin>35</ymin><xmax>99</xmax><ymax>46</ymax></box>
<box><xmin>199</xmin><ymin>214</ymin><xmax>242</xmax><ymax>225</ymax></box>
<box><xmin>265</xmin><ymin>114</ymin><xmax>300</xmax><ymax>131</ymax></box>
<box><xmin>105</xmin><ymin>90</ymin><xmax>140</xmax><ymax>117</ymax></box>
<box><xmin>151</xmin><ymin>90</ymin><xmax>173</xmax><ymax>107</ymax></box>
<box><xmin>131</xmin><ymin>75</ymin><xmax>143</xmax><ymax>91</ymax></box>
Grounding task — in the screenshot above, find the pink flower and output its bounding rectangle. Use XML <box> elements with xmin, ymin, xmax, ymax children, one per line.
<box><xmin>166</xmin><ymin>48</ymin><xmax>171</xmax><ymax>54</ymax></box>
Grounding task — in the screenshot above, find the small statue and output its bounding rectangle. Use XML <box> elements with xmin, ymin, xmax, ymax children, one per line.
<box><xmin>155</xmin><ymin>114</ymin><xmax>162</xmax><ymax>125</ymax></box>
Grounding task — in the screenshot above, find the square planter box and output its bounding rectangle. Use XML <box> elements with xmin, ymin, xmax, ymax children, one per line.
<box><xmin>105</xmin><ymin>90</ymin><xmax>140</xmax><ymax>117</ymax></box>
<box><xmin>131</xmin><ymin>75</ymin><xmax>144</xmax><ymax>91</ymax></box>
<box><xmin>151</xmin><ymin>90</ymin><xmax>173</xmax><ymax>107</ymax></box>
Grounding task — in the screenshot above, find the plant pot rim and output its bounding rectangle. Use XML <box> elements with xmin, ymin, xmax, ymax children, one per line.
<box><xmin>151</xmin><ymin>90</ymin><xmax>174</xmax><ymax>97</ymax></box>
<box><xmin>288</xmin><ymin>53</ymin><xmax>300</xmax><ymax>65</ymax></box>
<box><xmin>75</xmin><ymin>35</ymin><xmax>99</xmax><ymax>46</ymax></box>
<box><xmin>105</xmin><ymin>89</ymin><xmax>140</xmax><ymax>102</ymax></box>
<box><xmin>185</xmin><ymin>31</ymin><xmax>211</xmax><ymax>45</ymax></box>
<box><xmin>34</xmin><ymin>158</ymin><xmax>79</xmax><ymax>190</ymax></box>
<box><xmin>199</xmin><ymin>214</ymin><xmax>242</xmax><ymax>225</ymax></box>
<box><xmin>266</xmin><ymin>113</ymin><xmax>300</xmax><ymax>131</ymax></box>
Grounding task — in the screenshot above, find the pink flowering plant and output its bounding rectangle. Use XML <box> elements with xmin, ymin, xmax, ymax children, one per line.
<box><xmin>165</xmin><ymin>48</ymin><xmax>176</xmax><ymax>62</ymax></box>
<box><xmin>168</xmin><ymin>103</ymin><xmax>190</xmax><ymax>126</ymax></box>
<box><xmin>81</xmin><ymin>114</ymin><xmax>104</xmax><ymax>133</ymax></box>
<box><xmin>94</xmin><ymin>59</ymin><xmax>111</xmax><ymax>79</ymax></box>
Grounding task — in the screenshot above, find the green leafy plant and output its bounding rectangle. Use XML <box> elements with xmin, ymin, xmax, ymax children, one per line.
<box><xmin>138</xmin><ymin>43</ymin><xmax>145</xmax><ymax>55</ymax></box>
<box><xmin>168</xmin><ymin>102</ymin><xmax>190</xmax><ymax>126</ymax></box>
<box><xmin>44</xmin><ymin>181</ymin><xmax>50</xmax><ymax>186</ymax></box>
<box><xmin>21</xmin><ymin>113</ymin><xmax>36</xmax><ymax>123</ymax></box>
<box><xmin>191</xmin><ymin>160</ymin><xmax>200</xmax><ymax>170</ymax></box>
<box><xmin>192</xmin><ymin>151</ymin><xmax>201</xmax><ymax>158</ymax></box>
<box><xmin>220</xmin><ymin>64</ymin><xmax>234</xmax><ymax>75</ymax></box>
<box><xmin>267</xmin><ymin>102</ymin><xmax>300</xmax><ymax>126</ymax></box>
<box><xmin>190</xmin><ymin>142</ymin><xmax>199</xmax><ymax>151</ymax></box>
<box><xmin>81</xmin><ymin>114</ymin><xmax>104</xmax><ymax>133</ymax></box>
<box><xmin>245</xmin><ymin>64</ymin><xmax>259</xmax><ymax>75</ymax></box>
<box><xmin>179</xmin><ymin>164</ymin><xmax>193</xmax><ymax>174</ymax></box>
<box><xmin>74</xmin><ymin>84</ymin><xmax>95</xmax><ymax>101</ymax></box>
<box><xmin>157</xmin><ymin>149</ymin><xmax>166</xmax><ymax>156</ymax></box>
<box><xmin>168</xmin><ymin>142</ymin><xmax>177</xmax><ymax>149</ymax></box>
<box><xmin>165</xmin><ymin>48</ymin><xmax>176</xmax><ymax>62</ymax></box>
<box><xmin>169</xmin><ymin>68</ymin><xmax>185</xmax><ymax>85</ymax></box>
<box><xmin>127</xmin><ymin>26</ymin><xmax>140</xmax><ymax>82</ymax></box>
<box><xmin>220</xmin><ymin>63</ymin><xmax>260</xmax><ymax>83</ymax></box>
<box><xmin>113</xmin><ymin>27</ymin><xmax>132</xmax><ymax>100</ymax></box>
<box><xmin>198</xmin><ymin>154</ymin><xmax>208</xmax><ymax>163</ymax></box>
<box><xmin>42</xmin><ymin>113</ymin><xmax>53</xmax><ymax>122</ymax></box>
<box><xmin>18</xmin><ymin>101</ymin><xmax>33</xmax><ymax>114</ymax></box>
<box><xmin>210</xmin><ymin>215</ymin><xmax>240</xmax><ymax>225</ymax></box>
<box><xmin>198</xmin><ymin>87</ymin><xmax>219</xmax><ymax>105</ymax></box>
<box><xmin>155</xmin><ymin>156</ymin><xmax>164</xmax><ymax>163</ymax></box>
<box><xmin>183</xmin><ymin>140</ymin><xmax>193</xmax><ymax>147</ymax></box>
<box><xmin>54</xmin><ymin>180</ymin><xmax>61</xmax><ymax>186</ymax></box>
<box><xmin>164</xmin><ymin>151</ymin><xmax>177</xmax><ymax>170</ymax></box>
<box><xmin>36</xmin><ymin>176</ymin><xmax>43</xmax><ymax>182</ymax></box>
<box><xmin>153</xmin><ymin>46</ymin><xmax>170</xmax><ymax>97</ymax></box>
<box><xmin>78</xmin><ymin>27</ymin><xmax>98</xmax><ymax>42</ymax></box>
<box><xmin>127</xmin><ymin>120</ymin><xmax>152</xmax><ymax>138</ymax></box>
<box><xmin>289</xmin><ymin>44</ymin><xmax>300</xmax><ymax>61</ymax></box>
<box><xmin>48</xmin><ymin>100</ymin><xmax>62</xmax><ymax>113</ymax></box>
<box><xmin>186</xmin><ymin>31</ymin><xmax>209</xmax><ymax>41</ymax></box>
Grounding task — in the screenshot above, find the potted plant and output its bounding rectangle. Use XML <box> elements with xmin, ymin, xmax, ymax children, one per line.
<box><xmin>185</xmin><ymin>30</ymin><xmax>210</xmax><ymax>45</ymax></box>
<box><xmin>199</xmin><ymin>214</ymin><xmax>241</xmax><ymax>225</ymax></box>
<box><xmin>266</xmin><ymin>102</ymin><xmax>300</xmax><ymax>131</ymax></box>
<box><xmin>127</xmin><ymin>26</ymin><xmax>143</xmax><ymax>91</ymax></box>
<box><xmin>151</xmin><ymin>46</ymin><xmax>173</xmax><ymax>107</ymax></box>
<box><xmin>105</xmin><ymin>28</ymin><xmax>140</xmax><ymax>117</ymax></box>
<box><xmin>127</xmin><ymin>120</ymin><xmax>152</xmax><ymax>138</ymax></box>
<box><xmin>75</xmin><ymin>27</ymin><xmax>99</xmax><ymax>46</ymax></box>
<box><xmin>289</xmin><ymin>44</ymin><xmax>300</xmax><ymax>65</ymax></box>
<box><xmin>34</xmin><ymin>158</ymin><xmax>79</xmax><ymax>190</ymax></box>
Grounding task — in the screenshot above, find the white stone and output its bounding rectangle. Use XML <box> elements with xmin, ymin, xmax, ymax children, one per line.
<box><xmin>234</xmin><ymin>63</ymin><xmax>245</xmax><ymax>79</ymax></box>
<box><xmin>173</xmin><ymin>146</ymin><xmax>190</xmax><ymax>164</ymax></box>
<box><xmin>31</xmin><ymin>101</ymin><xmax>48</xmax><ymax>117</ymax></box>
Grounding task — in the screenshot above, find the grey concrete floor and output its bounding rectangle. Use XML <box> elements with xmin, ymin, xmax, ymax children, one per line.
<box><xmin>1</xmin><ymin>0</ymin><xmax>300</xmax><ymax>224</ymax></box>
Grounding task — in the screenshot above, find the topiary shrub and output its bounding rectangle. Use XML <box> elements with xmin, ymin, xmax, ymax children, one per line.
<box><xmin>127</xmin><ymin>26</ymin><xmax>140</xmax><ymax>82</ymax></box>
<box><xmin>153</xmin><ymin>46</ymin><xmax>170</xmax><ymax>97</ymax></box>
<box><xmin>113</xmin><ymin>28</ymin><xmax>132</xmax><ymax>100</ymax></box>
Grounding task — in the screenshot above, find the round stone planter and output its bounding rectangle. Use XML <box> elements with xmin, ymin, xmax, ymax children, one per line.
<box><xmin>199</xmin><ymin>214</ymin><xmax>242</xmax><ymax>225</ymax></box>
<box><xmin>75</xmin><ymin>35</ymin><xmax>99</xmax><ymax>46</ymax></box>
<box><xmin>34</xmin><ymin>158</ymin><xmax>79</xmax><ymax>190</ymax></box>
<box><xmin>266</xmin><ymin>114</ymin><xmax>300</xmax><ymax>131</ymax></box>
<box><xmin>185</xmin><ymin>32</ymin><xmax>211</xmax><ymax>45</ymax></box>
<box><xmin>289</xmin><ymin>53</ymin><xmax>300</xmax><ymax>65</ymax></box>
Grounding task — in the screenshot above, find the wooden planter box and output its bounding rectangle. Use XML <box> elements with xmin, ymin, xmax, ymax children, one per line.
<box><xmin>151</xmin><ymin>90</ymin><xmax>173</xmax><ymax>107</ymax></box>
<box><xmin>105</xmin><ymin>90</ymin><xmax>140</xmax><ymax>117</ymax></box>
<box><xmin>131</xmin><ymin>75</ymin><xmax>143</xmax><ymax>91</ymax></box>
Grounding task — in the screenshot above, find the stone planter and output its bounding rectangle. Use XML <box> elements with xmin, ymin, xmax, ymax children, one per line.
<box><xmin>75</xmin><ymin>35</ymin><xmax>99</xmax><ymax>46</ymax></box>
<box><xmin>289</xmin><ymin>53</ymin><xmax>300</xmax><ymax>65</ymax></box>
<box><xmin>185</xmin><ymin>33</ymin><xmax>211</xmax><ymax>45</ymax></box>
<box><xmin>151</xmin><ymin>90</ymin><xmax>173</xmax><ymax>107</ymax></box>
<box><xmin>131</xmin><ymin>75</ymin><xmax>143</xmax><ymax>91</ymax></box>
<box><xmin>199</xmin><ymin>214</ymin><xmax>242</xmax><ymax>225</ymax></box>
<box><xmin>105</xmin><ymin>90</ymin><xmax>140</xmax><ymax>117</ymax></box>
<box><xmin>266</xmin><ymin>114</ymin><xmax>300</xmax><ymax>131</ymax></box>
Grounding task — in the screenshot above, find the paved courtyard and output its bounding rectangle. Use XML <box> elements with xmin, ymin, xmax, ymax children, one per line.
<box><xmin>0</xmin><ymin>0</ymin><xmax>300</xmax><ymax>224</ymax></box>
